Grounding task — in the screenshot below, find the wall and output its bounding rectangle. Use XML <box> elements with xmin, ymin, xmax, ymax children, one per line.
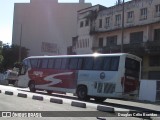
<box><xmin>12</xmin><ymin>0</ymin><xmax>91</xmax><ymax>56</ymax></box>
<box><xmin>139</xmin><ymin>79</ymin><xmax>160</xmax><ymax>102</ymax></box>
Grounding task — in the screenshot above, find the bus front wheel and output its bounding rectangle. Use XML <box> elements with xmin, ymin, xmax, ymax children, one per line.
<box><xmin>76</xmin><ymin>86</ymin><xmax>90</xmax><ymax>101</ymax></box>
<box><xmin>29</xmin><ymin>81</ymin><xmax>36</xmax><ymax>92</ymax></box>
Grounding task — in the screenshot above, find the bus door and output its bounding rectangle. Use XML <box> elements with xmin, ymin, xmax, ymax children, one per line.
<box><xmin>122</xmin><ymin>57</ymin><xmax>141</xmax><ymax>94</ymax></box>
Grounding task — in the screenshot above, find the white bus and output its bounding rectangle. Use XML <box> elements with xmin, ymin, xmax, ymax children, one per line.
<box><xmin>18</xmin><ymin>53</ymin><xmax>142</xmax><ymax>102</ymax></box>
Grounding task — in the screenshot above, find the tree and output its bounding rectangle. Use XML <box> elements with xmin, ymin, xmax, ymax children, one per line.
<box><xmin>0</xmin><ymin>41</ymin><xmax>4</xmax><ymax>72</ymax></box>
<box><xmin>1</xmin><ymin>44</ymin><xmax>29</xmax><ymax>70</ymax></box>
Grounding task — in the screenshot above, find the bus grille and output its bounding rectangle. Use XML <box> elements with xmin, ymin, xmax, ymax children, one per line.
<box><xmin>97</xmin><ymin>83</ymin><xmax>115</xmax><ymax>94</ymax></box>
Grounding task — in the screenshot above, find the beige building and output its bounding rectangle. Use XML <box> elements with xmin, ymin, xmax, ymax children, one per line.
<box><xmin>12</xmin><ymin>0</ymin><xmax>91</xmax><ymax>56</ymax></box>
<box><xmin>74</xmin><ymin>0</ymin><xmax>160</xmax><ymax>80</ymax></box>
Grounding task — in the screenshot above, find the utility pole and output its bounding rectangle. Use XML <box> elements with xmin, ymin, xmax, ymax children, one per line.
<box><xmin>121</xmin><ymin>0</ymin><xmax>125</xmax><ymax>53</ymax></box>
<box><xmin>18</xmin><ymin>24</ymin><xmax>22</xmax><ymax>62</ymax></box>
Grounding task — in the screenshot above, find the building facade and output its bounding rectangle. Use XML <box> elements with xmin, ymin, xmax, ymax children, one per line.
<box><xmin>74</xmin><ymin>0</ymin><xmax>160</xmax><ymax>80</ymax></box>
<box><xmin>12</xmin><ymin>0</ymin><xmax>91</xmax><ymax>56</ymax></box>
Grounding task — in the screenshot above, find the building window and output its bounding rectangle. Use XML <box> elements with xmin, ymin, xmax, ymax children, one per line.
<box><xmin>140</xmin><ymin>8</ymin><xmax>147</xmax><ymax>20</ymax></box>
<box><xmin>154</xmin><ymin>28</ymin><xmax>160</xmax><ymax>41</ymax></box>
<box><xmin>77</xmin><ymin>40</ymin><xmax>79</xmax><ymax>48</ymax></box>
<box><xmin>83</xmin><ymin>39</ymin><xmax>85</xmax><ymax>48</ymax></box>
<box><xmin>99</xmin><ymin>38</ymin><xmax>103</xmax><ymax>47</ymax></box>
<box><xmin>85</xmin><ymin>20</ymin><xmax>89</xmax><ymax>26</ymax></box>
<box><xmin>155</xmin><ymin>4</ymin><xmax>160</xmax><ymax>17</ymax></box>
<box><xmin>99</xmin><ymin>19</ymin><xmax>102</xmax><ymax>28</ymax></box>
<box><xmin>106</xmin><ymin>36</ymin><xmax>117</xmax><ymax>46</ymax></box>
<box><xmin>127</xmin><ymin>11</ymin><xmax>134</xmax><ymax>23</ymax></box>
<box><xmin>148</xmin><ymin>71</ymin><xmax>160</xmax><ymax>80</ymax></box>
<box><xmin>115</xmin><ymin>14</ymin><xmax>121</xmax><ymax>26</ymax></box>
<box><xmin>130</xmin><ymin>31</ymin><xmax>143</xmax><ymax>43</ymax></box>
<box><xmin>80</xmin><ymin>21</ymin><xmax>83</xmax><ymax>28</ymax></box>
<box><xmin>149</xmin><ymin>55</ymin><xmax>160</xmax><ymax>66</ymax></box>
<box><xmin>80</xmin><ymin>40</ymin><xmax>82</xmax><ymax>48</ymax></box>
<box><xmin>105</xmin><ymin>17</ymin><xmax>110</xmax><ymax>27</ymax></box>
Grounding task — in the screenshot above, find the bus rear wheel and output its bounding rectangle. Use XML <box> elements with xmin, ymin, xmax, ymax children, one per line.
<box><xmin>76</xmin><ymin>86</ymin><xmax>90</xmax><ymax>101</ymax></box>
<box><xmin>29</xmin><ymin>81</ymin><xmax>36</xmax><ymax>92</ymax></box>
<box><xmin>94</xmin><ymin>97</ymin><xmax>106</xmax><ymax>102</ymax></box>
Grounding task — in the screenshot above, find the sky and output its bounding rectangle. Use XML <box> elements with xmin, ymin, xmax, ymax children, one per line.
<box><xmin>0</xmin><ymin>0</ymin><xmax>131</xmax><ymax>45</ymax></box>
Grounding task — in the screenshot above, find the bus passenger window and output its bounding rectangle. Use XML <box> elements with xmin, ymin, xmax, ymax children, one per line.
<box><xmin>93</xmin><ymin>57</ymin><xmax>104</xmax><ymax>70</ymax></box>
<box><xmin>48</xmin><ymin>59</ymin><xmax>55</xmax><ymax>69</ymax></box>
<box><xmin>54</xmin><ymin>59</ymin><xmax>62</xmax><ymax>69</ymax></box>
<box><xmin>30</xmin><ymin>59</ymin><xmax>38</xmax><ymax>68</ymax></box>
<box><xmin>61</xmin><ymin>58</ymin><xmax>69</xmax><ymax>69</ymax></box>
<box><xmin>40</xmin><ymin>59</ymin><xmax>48</xmax><ymax>69</ymax></box>
<box><xmin>110</xmin><ymin>57</ymin><xmax>120</xmax><ymax>71</ymax></box>
<box><xmin>103</xmin><ymin>57</ymin><xmax>111</xmax><ymax>71</ymax></box>
<box><xmin>69</xmin><ymin>58</ymin><xmax>78</xmax><ymax>70</ymax></box>
<box><xmin>77</xmin><ymin>58</ymin><xmax>83</xmax><ymax>70</ymax></box>
<box><xmin>82</xmin><ymin>57</ymin><xmax>94</xmax><ymax>70</ymax></box>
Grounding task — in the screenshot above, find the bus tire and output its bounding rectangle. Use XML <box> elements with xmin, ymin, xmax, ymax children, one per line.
<box><xmin>29</xmin><ymin>81</ymin><xmax>36</xmax><ymax>92</ymax></box>
<box><xmin>94</xmin><ymin>97</ymin><xmax>106</xmax><ymax>102</ymax></box>
<box><xmin>76</xmin><ymin>85</ymin><xmax>90</xmax><ymax>101</ymax></box>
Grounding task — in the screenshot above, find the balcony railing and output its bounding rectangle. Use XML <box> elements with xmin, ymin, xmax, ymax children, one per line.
<box><xmin>92</xmin><ymin>41</ymin><xmax>160</xmax><ymax>55</ymax></box>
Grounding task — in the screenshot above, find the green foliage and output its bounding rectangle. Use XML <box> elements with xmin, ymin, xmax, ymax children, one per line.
<box><xmin>1</xmin><ymin>44</ymin><xmax>29</xmax><ymax>70</ymax></box>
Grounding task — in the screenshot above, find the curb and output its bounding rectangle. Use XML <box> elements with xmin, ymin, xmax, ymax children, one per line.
<box><xmin>32</xmin><ymin>95</ymin><xmax>43</xmax><ymax>101</ymax></box>
<box><xmin>71</xmin><ymin>101</ymin><xmax>86</xmax><ymax>108</ymax></box>
<box><xmin>97</xmin><ymin>105</ymin><xmax>115</xmax><ymax>113</ymax></box>
<box><xmin>17</xmin><ymin>93</ymin><xmax>27</xmax><ymax>98</ymax></box>
<box><xmin>50</xmin><ymin>98</ymin><xmax>63</xmax><ymax>104</ymax></box>
<box><xmin>5</xmin><ymin>91</ymin><xmax>13</xmax><ymax>95</ymax></box>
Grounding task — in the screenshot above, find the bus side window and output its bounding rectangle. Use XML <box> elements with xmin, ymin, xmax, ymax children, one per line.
<box><xmin>77</xmin><ymin>58</ymin><xmax>83</xmax><ymax>70</ymax></box>
<box><xmin>61</xmin><ymin>58</ymin><xmax>69</xmax><ymax>69</ymax></box>
<box><xmin>48</xmin><ymin>58</ymin><xmax>55</xmax><ymax>69</ymax></box>
<box><xmin>54</xmin><ymin>58</ymin><xmax>62</xmax><ymax>69</ymax></box>
<box><xmin>39</xmin><ymin>59</ymin><xmax>48</xmax><ymax>69</ymax></box>
<box><xmin>30</xmin><ymin>59</ymin><xmax>39</xmax><ymax>68</ymax></box>
<box><xmin>69</xmin><ymin>58</ymin><xmax>79</xmax><ymax>70</ymax></box>
<box><xmin>103</xmin><ymin>57</ymin><xmax>111</xmax><ymax>71</ymax></box>
<box><xmin>110</xmin><ymin>57</ymin><xmax>120</xmax><ymax>71</ymax></box>
<box><xmin>93</xmin><ymin>57</ymin><xmax>104</xmax><ymax>70</ymax></box>
<box><xmin>82</xmin><ymin>57</ymin><xmax>94</xmax><ymax>70</ymax></box>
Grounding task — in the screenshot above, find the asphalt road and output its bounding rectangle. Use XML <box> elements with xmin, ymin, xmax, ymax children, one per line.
<box><xmin>0</xmin><ymin>85</ymin><xmax>159</xmax><ymax>120</ymax></box>
<box><xmin>0</xmin><ymin>93</ymin><xmax>141</xmax><ymax>120</ymax></box>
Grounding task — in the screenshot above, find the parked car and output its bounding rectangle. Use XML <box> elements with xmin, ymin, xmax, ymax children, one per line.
<box><xmin>3</xmin><ymin>69</ymin><xmax>18</xmax><ymax>85</ymax></box>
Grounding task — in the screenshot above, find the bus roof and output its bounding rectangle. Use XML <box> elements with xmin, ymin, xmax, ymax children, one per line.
<box><xmin>25</xmin><ymin>53</ymin><xmax>141</xmax><ymax>61</ymax></box>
